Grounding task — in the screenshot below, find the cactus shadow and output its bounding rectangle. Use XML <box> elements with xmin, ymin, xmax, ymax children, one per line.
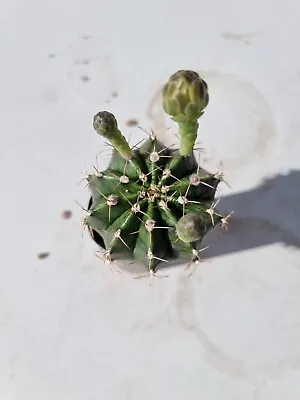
<box><xmin>203</xmin><ymin>169</ymin><xmax>300</xmax><ymax>259</ymax></box>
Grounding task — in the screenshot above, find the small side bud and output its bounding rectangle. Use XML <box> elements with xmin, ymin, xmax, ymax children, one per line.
<box><xmin>93</xmin><ymin>111</ymin><xmax>118</xmax><ymax>137</ymax></box>
<box><xmin>93</xmin><ymin>111</ymin><xmax>132</xmax><ymax>160</ymax></box>
<box><xmin>176</xmin><ymin>212</ymin><xmax>207</xmax><ymax>243</ymax></box>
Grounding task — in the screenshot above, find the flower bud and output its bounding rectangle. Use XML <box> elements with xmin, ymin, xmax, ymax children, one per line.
<box><xmin>93</xmin><ymin>111</ymin><xmax>119</xmax><ymax>138</ymax></box>
<box><xmin>176</xmin><ymin>213</ymin><xmax>207</xmax><ymax>243</ymax></box>
<box><xmin>162</xmin><ymin>70</ymin><xmax>209</xmax><ymax>123</ymax></box>
<box><xmin>93</xmin><ymin>111</ymin><xmax>132</xmax><ymax>160</ymax></box>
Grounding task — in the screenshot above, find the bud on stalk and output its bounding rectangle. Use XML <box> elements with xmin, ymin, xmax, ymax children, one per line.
<box><xmin>93</xmin><ymin>111</ymin><xmax>132</xmax><ymax>160</ymax></box>
<box><xmin>162</xmin><ymin>70</ymin><xmax>209</xmax><ymax>156</ymax></box>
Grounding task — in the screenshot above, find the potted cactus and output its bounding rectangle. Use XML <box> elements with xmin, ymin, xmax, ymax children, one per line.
<box><xmin>83</xmin><ymin>70</ymin><xmax>231</xmax><ymax>278</ymax></box>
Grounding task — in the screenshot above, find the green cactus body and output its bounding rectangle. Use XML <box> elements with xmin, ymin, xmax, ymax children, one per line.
<box><xmin>85</xmin><ymin>136</ymin><xmax>223</xmax><ymax>274</ymax></box>
<box><xmin>84</xmin><ymin>70</ymin><xmax>230</xmax><ymax>276</ymax></box>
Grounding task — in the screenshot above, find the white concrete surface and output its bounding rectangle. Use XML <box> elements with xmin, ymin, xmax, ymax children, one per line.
<box><xmin>1</xmin><ymin>0</ymin><xmax>300</xmax><ymax>398</ymax></box>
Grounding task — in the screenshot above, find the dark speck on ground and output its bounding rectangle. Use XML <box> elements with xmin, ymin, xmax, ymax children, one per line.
<box><xmin>37</xmin><ymin>252</ymin><xmax>50</xmax><ymax>260</ymax></box>
<box><xmin>81</xmin><ymin>75</ymin><xmax>90</xmax><ymax>82</ymax></box>
<box><xmin>61</xmin><ymin>210</ymin><xmax>72</xmax><ymax>219</ymax></box>
<box><xmin>125</xmin><ymin>119</ymin><xmax>139</xmax><ymax>127</ymax></box>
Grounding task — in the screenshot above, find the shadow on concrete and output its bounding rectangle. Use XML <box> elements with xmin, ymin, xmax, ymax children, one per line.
<box><xmin>203</xmin><ymin>169</ymin><xmax>300</xmax><ymax>259</ymax></box>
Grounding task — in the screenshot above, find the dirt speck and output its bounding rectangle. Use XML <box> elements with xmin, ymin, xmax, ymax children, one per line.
<box><xmin>75</xmin><ymin>59</ymin><xmax>90</xmax><ymax>65</ymax></box>
<box><xmin>125</xmin><ymin>119</ymin><xmax>138</xmax><ymax>127</ymax></box>
<box><xmin>81</xmin><ymin>35</ymin><xmax>92</xmax><ymax>40</ymax></box>
<box><xmin>81</xmin><ymin>75</ymin><xmax>90</xmax><ymax>82</ymax></box>
<box><xmin>48</xmin><ymin>53</ymin><xmax>55</xmax><ymax>58</ymax></box>
<box><xmin>221</xmin><ymin>31</ymin><xmax>255</xmax><ymax>41</ymax></box>
<box><xmin>111</xmin><ymin>92</ymin><xmax>118</xmax><ymax>98</ymax></box>
<box><xmin>61</xmin><ymin>210</ymin><xmax>72</xmax><ymax>219</ymax></box>
<box><xmin>37</xmin><ymin>252</ymin><xmax>50</xmax><ymax>260</ymax></box>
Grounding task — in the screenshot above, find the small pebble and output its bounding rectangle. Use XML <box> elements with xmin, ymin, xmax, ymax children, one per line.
<box><xmin>37</xmin><ymin>252</ymin><xmax>50</xmax><ymax>260</ymax></box>
<box><xmin>125</xmin><ymin>119</ymin><xmax>138</xmax><ymax>127</ymax></box>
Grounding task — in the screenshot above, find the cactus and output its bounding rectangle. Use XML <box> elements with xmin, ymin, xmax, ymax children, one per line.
<box><xmin>84</xmin><ymin>70</ymin><xmax>230</xmax><ymax>277</ymax></box>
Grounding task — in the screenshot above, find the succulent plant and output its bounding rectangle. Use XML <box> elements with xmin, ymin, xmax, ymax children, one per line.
<box><xmin>83</xmin><ymin>70</ymin><xmax>230</xmax><ymax>277</ymax></box>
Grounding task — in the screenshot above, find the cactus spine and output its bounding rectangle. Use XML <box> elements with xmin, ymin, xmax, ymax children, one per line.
<box><xmin>84</xmin><ymin>70</ymin><xmax>230</xmax><ymax>276</ymax></box>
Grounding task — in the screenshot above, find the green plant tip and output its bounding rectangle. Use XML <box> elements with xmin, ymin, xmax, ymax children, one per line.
<box><xmin>93</xmin><ymin>111</ymin><xmax>118</xmax><ymax>137</ymax></box>
<box><xmin>93</xmin><ymin>111</ymin><xmax>132</xmax><ymax>160</ymax></box>
<box><xmin>162</xmin><ymin>70</ymin><xmax>209</xmax><ymax>124</ymax></box>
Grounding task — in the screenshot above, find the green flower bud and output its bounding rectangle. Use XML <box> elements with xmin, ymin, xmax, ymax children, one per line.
<box><xmin>93</xmin><ymin>111</ymin><xmax>132</xmax><ymax>160</ymax></box>
<box><xmin>93</xmin><ymin>111</ymin><xmax>118</xmax><ymax>137</ymax></box>
<box><xmin>176</xmin><ymin>212</ymin><xmax>207</xmax><ymax>243</ymax></box>
<box><xmin>162</xmin><ymin>70</ymin><xmax>209</xmax><ymax>156</ymax></box>
<box><xmin>162</xmin><ymin>70</ymin><xmax>209</xmax><ymax>124</ymax></box>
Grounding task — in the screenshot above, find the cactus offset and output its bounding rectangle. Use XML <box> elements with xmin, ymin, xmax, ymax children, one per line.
<box><xmin>84</xmin><ymin>70</ymin><xmax>230</xmax><ymax>276</ymax></box>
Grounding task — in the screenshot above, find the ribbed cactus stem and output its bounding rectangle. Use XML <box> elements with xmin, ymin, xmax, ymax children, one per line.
<box><xmin>93</xmin><ymin>111</ymin><xmax>132</xmax><ymax>161</ymax></box>
<box><xmin>178</xmin><ymin>121</ymin><xmax>199</xmax><ymax>156</ymax></box>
